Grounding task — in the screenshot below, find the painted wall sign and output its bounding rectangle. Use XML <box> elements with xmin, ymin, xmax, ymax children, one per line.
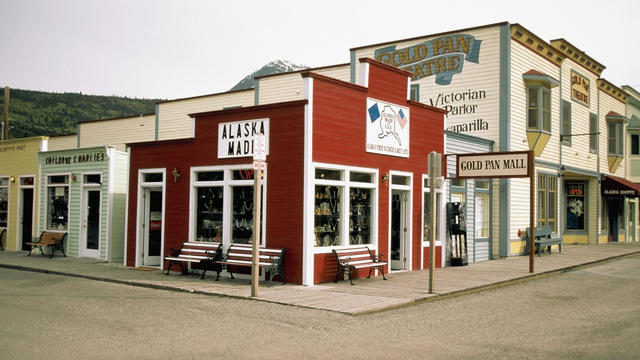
<box><xmin>365</xmin><ymin>98</ymin><xmax>410</xmax><ymax>158</ymax></box>
<box><xmin>455</xmin><ymin>151</ymin><xmax>530</xmax><ymax>179</ymax></box>
<box><xmin>0</xmin><ymin>144</ymin><xmax>27</xmax><ymax>152</ymax></box>
<box><xmin>217</xmin><ymin>118</ymin><xmax>270</xmax><ymax>159</ymax></box>
<box><xmin>571</xmin><ymin>70</ymin><xmax>590</xmax><ymax>106</ymax></box>
<box><xmin>374</xmin><ymin>33</ymin><xmax>482</xmax><ymax>85</ymax></box>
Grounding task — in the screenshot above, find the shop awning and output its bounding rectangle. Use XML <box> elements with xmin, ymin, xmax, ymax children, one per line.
<box><xmin>601</xmin><ymin>175</ymin><xmax>640</xmax><ymax>197</ymax></box>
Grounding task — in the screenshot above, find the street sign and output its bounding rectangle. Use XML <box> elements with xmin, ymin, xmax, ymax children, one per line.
<box><xmin>454</xmin><ymin>151</ymin><xmax>530</xmax><ymax>179</ymax></box>
<box><xmin>253</xmin><ymin>134</ymin><xmax>266</xmax><ymax>162</ymax></box>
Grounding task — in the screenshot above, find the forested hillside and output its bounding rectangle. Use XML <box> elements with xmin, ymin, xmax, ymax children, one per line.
<box><xmin>0</xmin><ymin>88</ymin><xmax>162</xmax><ymax>139</ymax></box>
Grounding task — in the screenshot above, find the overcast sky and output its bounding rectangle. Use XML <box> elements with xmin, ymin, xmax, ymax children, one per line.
<box><xmin>1</xmin><ymin>0</ymin><xmax>638</xmax><ymax>100</ymax></box>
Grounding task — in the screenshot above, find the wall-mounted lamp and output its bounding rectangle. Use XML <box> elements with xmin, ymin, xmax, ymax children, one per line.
<box><xmin>71</xmin><ymin>173</ymin><xmax>77</xmax><ymax>183</ymax></box>
<box><xmin>381</xmin><ymin>172</ymin><xmax>389</xmax><ymax>185</ymax></box>
<box><xmin>9</xmin><ymin>176</ymin><xmax>15</xmax><ymax>183</ymax></box>
<box><xmin>172</xmin><ymin>168</ymin><xmax>181</xmax><ymax>182</ymax></box>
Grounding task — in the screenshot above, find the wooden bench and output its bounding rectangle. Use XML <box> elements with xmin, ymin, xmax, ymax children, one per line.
<box><xmin>216</xmin><ymin>243</ymin><xmax>286</xmax><ymax>283</ymax></box>
<box><xmin>25</xmin><ymin>231</ymin><xmax>66</xmax><ymax>258</ymax></box>
<box><xmin>164</xmin><ymin>241</ymin><xmax>223</xmax><ymax>280</ymax></box>
<box><xmin>333</xmin><ymin>246</ymin><xmax>387</xmax><ymax>285</ymax></box>
<box><xmin>525</xmin><ymin>226</ymin><xmax>562</xmax><ymax>256</ymax></box>
<box><xmin>0</xmin><ymin>228</ymin><xmax>5</xmax><ymax>251</ymax></box>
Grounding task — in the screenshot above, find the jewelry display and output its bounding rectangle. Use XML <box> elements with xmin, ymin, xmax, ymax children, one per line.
<box><xmin>349</xmin><ymin>187</ymin><xmax>371</xmax><ymax>245</ymax></box>
<box><xmin>314</xmin><ymin>185</ymin><xmax>340</xmax><ymax>246</ymax></box>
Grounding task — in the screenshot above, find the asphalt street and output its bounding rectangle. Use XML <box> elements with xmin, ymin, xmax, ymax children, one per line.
<box><xmin>1</xmin><ymin>255</ymin><xmax>640</xmax><ymax>359</ymax></box>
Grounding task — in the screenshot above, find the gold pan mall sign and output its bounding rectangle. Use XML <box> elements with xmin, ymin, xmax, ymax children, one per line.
<box><xmin>454</xmin><ymin>151</ymin><xmax>531</xmax><ymax>179</ymax></box>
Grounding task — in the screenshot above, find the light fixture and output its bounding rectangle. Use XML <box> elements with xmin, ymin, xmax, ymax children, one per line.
<box><xmin>172</xmin><ymin>168</ymin><xmax>181</xmax><ymax>182</ymax></box>
<box><xmin>381</xmin><ymin>172</ymin><xmax>389</xmax><ymax>185</ymax></box>
<box><xmin>9</xmin><ymin>176</ymin><xmax>15</xmax><ymax>183</ymax></box>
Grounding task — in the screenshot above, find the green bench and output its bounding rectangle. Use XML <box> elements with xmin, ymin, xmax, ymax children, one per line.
<box><xmin>525</xmin><ymin>226</ymin><xmax>562</xmax><ymax>256</ymax></box>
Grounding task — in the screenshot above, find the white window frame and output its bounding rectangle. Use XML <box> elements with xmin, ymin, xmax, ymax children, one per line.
<box><xmin>45</xmin><ymin>173</ymin><xmax>70</xmax><ymax>232</ymax></box>
<box><xmin>189</xmin><ymin>164</ymin><xmax>268</xmax><ymax>248</ymax></box>
<box><xmin>311</xmin><ymin>162</ymin><xmax>378</xmax><ymax>254</ymax></box>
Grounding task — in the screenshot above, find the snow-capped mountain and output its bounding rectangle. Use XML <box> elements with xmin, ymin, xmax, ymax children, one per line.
<box><xmin>230</xmin><ymin>60</ymin><xmax>309</xmax><ymax>91</ymax></box>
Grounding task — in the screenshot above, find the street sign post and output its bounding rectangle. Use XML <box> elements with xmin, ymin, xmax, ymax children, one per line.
<box><xmin>251</xmin><ymin>135</ymin><xmax>266</xmax><ymax>297</ymax></box>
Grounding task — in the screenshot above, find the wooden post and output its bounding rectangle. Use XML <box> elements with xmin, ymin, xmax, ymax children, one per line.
<box><xmin>3</xmin><ymin>87</ymin><xmax>9</xmax><ymax>140</ymax></box>
<box><xmin>428</xmin><ymin>151</ymin><xmax>441</xmax><ymax>293</ymax></box>
<box><xmin>251</xmin><ymin>168</ymin><xmax>261</xmax><ymax>297</ymax></box>
<box><xmin>529</xmin><ymin>150</ymin><xmax>535</xmax><ymax>273</ymax></box>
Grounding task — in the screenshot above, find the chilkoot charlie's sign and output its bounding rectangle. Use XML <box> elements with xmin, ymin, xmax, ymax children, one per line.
<box><xmin>218</xmin><ymin>118</ymin><xmax>270</xmax><ymax>159</ymax></box>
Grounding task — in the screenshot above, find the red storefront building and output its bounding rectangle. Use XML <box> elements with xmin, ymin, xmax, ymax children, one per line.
<box><xmin>125</xmin><ymin>59</ymin><xmax>446</xmax><ymax>285</ymax></box>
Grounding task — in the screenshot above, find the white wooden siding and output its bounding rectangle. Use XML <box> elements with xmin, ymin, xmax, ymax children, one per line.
<box><xmin>559</xmin><ymin>59</ymin><xmax>599</xmax><ymax>172</ymax></box>
<box><xmin>599</xmin><ymin>90</ymin><xmax>627</xmax><ymax>177</ymax></box>
<box><xmin>79</xmin><ymin>115</ymin><xmax>155</xmax><ymax>150</ymax></box>
<box><xmin>157</xmin><ymin>90</ymin><xmax>254</xmax><ymax>141</ymax></box>
<box><xmin>510</xmin><ymin>40</ymin><xmax>561</xmax><ymax>163</ymax></box>
<box><xmin>47</xmin><ymin>135</ymin><xmax>77</xmax><ymax>151</ymax></box>
<box><xmin>258</xmin><ymin>73</ymin><xmax>304</xmax><ymax>105</ymax></box>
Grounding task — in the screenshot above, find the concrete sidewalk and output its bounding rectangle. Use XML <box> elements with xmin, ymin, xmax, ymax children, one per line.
<box><xmin>1</xmin><ymin>242</ymin><xmax>639</xmax><ymax>315</ymax></box>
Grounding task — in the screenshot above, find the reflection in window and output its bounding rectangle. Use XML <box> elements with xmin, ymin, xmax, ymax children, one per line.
<box><xmin>47</xmin><ymin>175</ymin><xmax>69</xmax><ymax>230</ymax></box>
<box><xmin>423</xmin><ymin>191</ymin><xmax>441</xmax><ymax>242</ymax></box>
<box><xmin>232</xmin><ymin>186</ymin><xmax>254</xmax><ymax>244</ymax></box>
<box><xmin>349</xmin><ymin>188</ymin><xmax>371</xmax><ymax>245</ymax></box>
<box><xmin>314</xmin><ymin>185</ymin><xmax>341</xmax><ymax>246</ymax></box>
<box><xmin>196</xmin><ymin>187</ymin><xmax>223</xmax><ymax>242</ymax></box>
<box><xmin>475</xmin><ymin>192</ymin><xmax>489</xmax><ymax>238</ymax></box>
<box><xmin>0</xmin><ymin>177</ymin><xmax>8</xmax><ymax>228</ymax></box>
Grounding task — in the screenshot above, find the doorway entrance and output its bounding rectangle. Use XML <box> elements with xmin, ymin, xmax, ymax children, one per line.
<box><xmin>141</xmin><ymin>188</ymin><xmax>163</xmax><ymax>266</ymax></box>
<box><xmin>19</xmin><ymin>187</ymin><xmax>34</xmax><ymax>251</ymax></box>
<box><xmin>80</xmin><ymin>188</ymin><xmax>101</xmax><ymax>258</ymax></box>
<box><xmin>391</xmin><ymin>189</ymin><xmax>409</xmax><ymax>270</ymax></box>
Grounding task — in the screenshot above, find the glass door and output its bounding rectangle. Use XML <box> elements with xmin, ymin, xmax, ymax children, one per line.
<box><xmin>80</xmin><ymin>188</ymin><xmax>101</xmax><ymax>258</ymax></box>
<box><xmin>391</xmin><ymin>190</ymin><xmax>408</xmax><ymax>270</ymax></box>
<box><xmin>143</xmin><ymin>188</ymin><xmax>162</xmax><ymax>266</ymax></box>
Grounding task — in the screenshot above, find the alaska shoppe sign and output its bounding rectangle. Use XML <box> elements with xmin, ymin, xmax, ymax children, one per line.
<box><xmin>218</xmin><ymin>118</ymin><xmax>270</xmax><ymax>159</ymax></box>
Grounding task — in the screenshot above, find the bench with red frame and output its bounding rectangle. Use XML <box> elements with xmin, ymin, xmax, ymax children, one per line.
<box><xmin>332</xmin><ymin>246</ymin><xmax>387</xmax><ymax>285</ymax></box>
<box><xmin>25</xmin><ymin>231</ymin><xmax>67</xmax><ymax>258</ymax></box>
<box><xmin>216</xmin><ymin>243</ymin><xmax>286</xmax><ymax>283</ymax></box>
<box><xmin>164</xmin><ymin>241</ymin><xmax>223</xmax><ymax>280</ymax></box>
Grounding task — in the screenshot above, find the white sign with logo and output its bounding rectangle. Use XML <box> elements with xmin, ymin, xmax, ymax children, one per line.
<box><xmin>365</xmin><ymin>98</ymin><xmax>410</xmax><ymax>158</ymax></box>
<box><xmin>218</xmin><ymin>118</ymin><xmax>269</xmax><ymax>159</ymax></box>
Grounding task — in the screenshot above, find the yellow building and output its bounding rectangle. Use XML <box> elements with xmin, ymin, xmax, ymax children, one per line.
<box><xmin>0</xmin><ymin>137</ymin><xmax>47</xmax><ymax>251</ymax></box>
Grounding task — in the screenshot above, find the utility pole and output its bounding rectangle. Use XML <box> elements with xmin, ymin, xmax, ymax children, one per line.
<box><xmin>3</xmin><ymin>87</ymin><xmax>9</xmax><ymax>140</ymax></box>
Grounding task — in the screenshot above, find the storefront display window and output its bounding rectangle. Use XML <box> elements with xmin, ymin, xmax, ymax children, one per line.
<box><xmin>196</xmin><ymin>186</ymin><xmax>223</xmax><ymax>242</ymax></box>
<box><xmin>474</xmin><ymin>180</ymin><xmax>490</xmax><ymax>238</ymax></box>
<box><xmin>349</xmin><ymin>187</ymin><xmax>371</xmax><ymax>245</ymax></box>
<box><xmin>314</xmin><ymin>167</ymin><xmax>375</xmax><ymax>248</ymax></box>
<box><xmin>191</xmin><ymin>168</ymin><xmax>263</xmax><ymax>245</ymax></box>
<box><xmin>0</xmin><ymin>177</ymin><xmax>8</xmax><ymax>228</ymax></box>
<box><xmin>47</xmin><ymin>175</ymin><xmax>69</xmax><ymax>230</ymax></box>
<box><xmin>232</xmin><ymin>186</ymin><xmax>254</xmax><ymax>244</ymax></box>
<box><xmin>537</xmin><ymin>174</ymin><xmax>557</xmax><ymax>232</ymax></box>
<box><xmin>566</xmin><ymin>182</ymin><xmax>585</xmax><ymax>231</ymax></box>
<box><xmin>422</xmin><ymin>177</ymin><xmax>442</xmax><ymax>243</ymax></box>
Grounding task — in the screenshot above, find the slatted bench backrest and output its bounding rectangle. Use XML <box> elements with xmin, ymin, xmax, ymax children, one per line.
<box><xmin>333</xmin><ymin>247</ymin><xmax>376</xmax><ymax>266</ymax></box>
<box><xmin>39</xmin><ymin>231</ymin><xmax>66</xmax><ymax>245</ymax></box>
<box><xmin>181</xmin><ymin>242</ymin><xmax>220</xmax><ymax>257</ymax></box>
<box><xmin>526</xmin><ymin>226</ymin><xmax>552</xmax><ymax>240</ymax></box>
<box><xmin>225</xmin><ymin>243</ymin><xmax>284</xmax><ymax>266</ymax></box>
